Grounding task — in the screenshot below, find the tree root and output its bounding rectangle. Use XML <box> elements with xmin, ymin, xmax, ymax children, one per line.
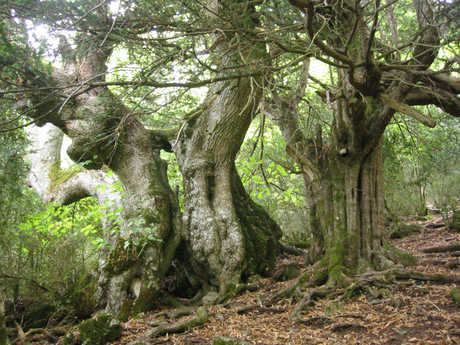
<box><xmin>422</xmin><ymin>243</ymin><xmax>460</xmax><ymax>253</ymax></box>
<box><xmin>151</xmin><ymin>306</ymin><xmax>198</xmax><ymax>322</ymax></box>
<box><xmin>265</xmin><ymin>265</ymin><xmax>460</xmax><ymax>325</ymax></box>
<box><xmin>420</xmin><ymin>258</ymin><xmax>460</xmax><ymax>268</ymax></box>
<box><xmin>393</xmin><ymin>269</ymin><xmax>460</xmax><ymax>283</ymax></box>
<box><xmin>279</xmin><ymin>243</ymin><xmax>308</xmax><ymax>256</ymax></box>
<box><xmin>216</xmin><ymin>282</ymin><xmax>261</xmax><ymax>305</ymax></box>
<box><xmin>11</xmin><ymin>323</ymin><xmax>69</xmax><ymax>344</ymax></box>
<box><xmin>289</xmin><ymin>286</ymin><xmax>338</xmax><ymax>321</ymax></box>
<box><xmin>330</xmin><ymin>322</ymin><xmax>366</xmax><ymax>333</ymax></box>
<box><xmin>128</xmin><ymin>306</ymin><xmax>208</xmax><ymax>345</ymax></box>
<box><xmin>266</xmin><ymin>262</ymin><xmax>327</xmax><ymax>306</ymax></box>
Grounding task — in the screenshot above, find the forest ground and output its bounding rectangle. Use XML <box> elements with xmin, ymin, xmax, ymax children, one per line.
<box><xmin>113</xmin><ymin>214</ymin><xmax>460</xmax><ymax>345</ymax></box>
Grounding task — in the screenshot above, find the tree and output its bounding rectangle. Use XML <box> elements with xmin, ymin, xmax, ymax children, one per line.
<box><xmin>1</xmin><ymin>0</ymin><xmax>280</xmax><ymax>316</ymax></box>
<box><xmin>265</xmin><ymin>0</ymin><xmax>459</xmax><ymax>285</ymax></box>
<box><xmin>173</xmin><ymin>1</ymin><xmax>281</xmax><ymax>294</ymax></box>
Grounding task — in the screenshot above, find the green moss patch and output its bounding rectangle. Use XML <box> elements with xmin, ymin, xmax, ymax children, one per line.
<box><xmin>78</xmin><ymin>312</ymin><xmax>122</xmax><ymax>345</ymax></box>
<box><xmin>449</xmin><ymin>210</ymin><xmax>460</xmax><ymax>233</ymax></box>
<box><xmin>49</xmin><ymin>162</ymin><xmax>82</xmax><ymax>191</ymax></box>
<box><xmin>384</xmin><ymin>242</ymin><xmax>417</xmax><ymax>266</ymax></box>
<box><xmin>450</xmin><ymin>287</ymin><xmax>460</xmax><ymax>305</ymax></box>
<box><xmin>390</xmin><ymin>223</ymin><xmax>423</xmax><ymax>239</ymax></box>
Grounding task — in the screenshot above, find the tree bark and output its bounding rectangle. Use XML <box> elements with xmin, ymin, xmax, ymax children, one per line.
<box><xmin>175</xmin><ymin>2</ymin><xmax>281</xmax><ymax>295</ymax></box>
<box><xmin>20</xmin><ymin>44</ymin><xmax>181</xmax><ymax>316</ymax></box>
<box><xmin>0</xmin><ymin>290</ymin><xmax>7</xmax><ymax>345</ymax></box>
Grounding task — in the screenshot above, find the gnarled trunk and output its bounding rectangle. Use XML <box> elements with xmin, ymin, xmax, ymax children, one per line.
<box><xmin>22</xmin><ymin>49</ymin><xmax>181</xmax><ymax>317</ymax></box>
<box><xmin>175</xmin><ymin>1</ymin><xmax>281</xmax><ymax>295</ymax></box>
<box><xmin>95</xmin><ymin>119</ymin><xmax>181</xmax><ymax>317</ymax></box>
<box><xmin>176</xmin><ymin>83</ymin><xmax>281</xmax><ymax>294</ymax></box>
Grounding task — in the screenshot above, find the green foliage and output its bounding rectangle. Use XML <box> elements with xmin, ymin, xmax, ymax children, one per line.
<box><xmin>237</xmin><ymin>120</ymin><xmax>309</xmax><ymax>239</ymax></box>
<box><xmin>384</xmin><ymin>112</ymin><xmax>460</xmax><ymax>218</ymax></box>
<box><xmin>2</xmin><ymin>197</ymin><xmax>103</xmax><ymax>310</ymax></box>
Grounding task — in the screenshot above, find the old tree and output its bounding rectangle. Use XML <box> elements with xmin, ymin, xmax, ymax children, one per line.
<box><xmin>1</xmin><ymin>0</ymin><xmax>459</xmax><ymax>321</ymax></box>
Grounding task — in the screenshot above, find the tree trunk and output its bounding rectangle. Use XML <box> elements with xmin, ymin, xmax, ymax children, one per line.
<box><xmin>308</xmin><ymin>141</ymin><xmax>388</xmax><ymax>283</ymax></box>
<box><xmin>0</xmin><ymin>290</ymin><xmax>7</xmax><ymax>345</ymax></box>
<box><xmin>95</xmin><ymin>118</ymin><xmax>181</xmax><ymax>317</ymax></box>
<box><xmin>267</xmin><ymin>63</ymin><xmax>394</xmax><ymax>283</ymax></box>
<box><xmin>21</xmin><ymin>49</ymin><xmax>182</xmax><ymax>317</ymax></box>
<box><xmin>175</xmin><ymin>2</ymin><xmax>281</xmax><ymax>295</ymax></box>
<box><xmin>176</xmin><ymin>81</ymin><xmax>281</xmax><ymax>295</ymax></box>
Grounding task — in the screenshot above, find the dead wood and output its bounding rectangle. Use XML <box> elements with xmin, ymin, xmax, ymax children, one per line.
<box><xmin>422</xmin><ymin>243</ymin><xmax>460</xmax><ymax>253</ymax></box>
<box><xmin>128</xmin><ymin>306</ymin><xmax>208</xmax><ymax>345</ymax></box>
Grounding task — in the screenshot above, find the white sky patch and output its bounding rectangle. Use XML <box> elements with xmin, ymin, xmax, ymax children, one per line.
<box><xmin>309</xmin><ymin>59</ymin><xmax>329</xmax><ymax>80</ymax></box>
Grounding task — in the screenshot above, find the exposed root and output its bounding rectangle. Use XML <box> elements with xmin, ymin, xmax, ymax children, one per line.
<box><xmin>279</xmin><ymin>243</ymin><xmax>308</xmax><ymax>256</ymax></box>
<box><xmin>267</xmin><ymin>264</ymin><xmax>460</xmax><ymax>325</ymax></box>
<box><xmin>151</xmin><ymin>306</ymin><xmax>197</xmax><ymax>321</ymax></box>
<box><xmin>289</xmin><ymin>286</ymin><xmax>337</xmax><ymax>321</ymax></box>
<box><xmin>420</xmin><ymin>258</ymin><xmax>460</xmax><ymax>268</ymax></box>
<box><xmin>11</xmin><ymin>324</ymin><xmax>69</xmax><ymax>344</ymax></box>
<box><xmin>393</xmin><ymin>269</ymin><xmax>460</xmax><ymax>283</ymax></box>
<box><xmin>215</xmin><ymin>281</ymin><xmax>262</xmax><ymax>305</ymax></box>
<box><xmin>422</xmin><ymin>243</ymin><xmax>460</xmax><ymax>253</ymax></box>
<box><xmin>330</xmin><ymin>322</ymin><xmax>366</xmax><ymax>333</ymax></box>
<box><xmin>297</xmin><ymin>316</ymin><xmax>332</xmax><ymax>326</ymax></box>
<box><xmin>128</xmin><ymin>306</ymin><xmax>208</xmax><ymax>345</ymax></box>
<box><xmin>266</xmin><ymin>262</ymin><xmax>327</xmax><ymax>306</ymax></box>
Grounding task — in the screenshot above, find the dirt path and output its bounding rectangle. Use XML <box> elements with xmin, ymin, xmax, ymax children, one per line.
<box><xmin>114</xmin><ymin>216</ymin><xmax>459</xmax><ymax>345</ymax></box>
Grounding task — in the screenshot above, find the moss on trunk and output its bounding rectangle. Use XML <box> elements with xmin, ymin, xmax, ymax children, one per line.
<box><xmin>0</xmin><ymin>293</ymin><xmax>7</xmax><ymax>345</ymax></box>
<box><xmin>307</xmin><ymin>143</ymin><xmax>409</xmax><ymax>283</ymax></box>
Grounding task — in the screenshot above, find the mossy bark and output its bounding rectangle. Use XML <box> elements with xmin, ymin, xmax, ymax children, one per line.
<box><xmin>0</xmin><ymin>290</ymin><xmax>7</xmax><ymax>345</ymax></box>
<box><xmin>306</xmin><ymin>141</ymin><xmax>394</xmax><ymax>285</ymax></box>
<box><xmin>450</xmin><ymin>210</ymin><xmax>460</xmax><ymax>233</ymax></box>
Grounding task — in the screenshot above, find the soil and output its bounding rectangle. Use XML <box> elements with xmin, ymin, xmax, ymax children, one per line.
<box><xmin>114</xmin><ymin>215</ymin><xmax>459</xmax><ymax>345</ymax></box>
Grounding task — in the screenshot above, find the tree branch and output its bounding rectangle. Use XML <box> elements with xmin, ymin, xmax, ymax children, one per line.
<box><xmin>379</xmin><ymin>93</ymin><xmax>436</xmax><ymax>127</ymax></box>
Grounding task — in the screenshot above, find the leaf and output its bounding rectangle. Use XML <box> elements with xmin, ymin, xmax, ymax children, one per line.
<box><xmin>277</xmin><ymin>165</ymin><xmax>288</xmax><ymax>176</ymax></box>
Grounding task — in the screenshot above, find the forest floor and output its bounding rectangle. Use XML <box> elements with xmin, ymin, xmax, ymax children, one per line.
<box><xmin>112</xmin><ymin>214</ymin><xmax>460</xmax><ymax>345</ymax></box>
